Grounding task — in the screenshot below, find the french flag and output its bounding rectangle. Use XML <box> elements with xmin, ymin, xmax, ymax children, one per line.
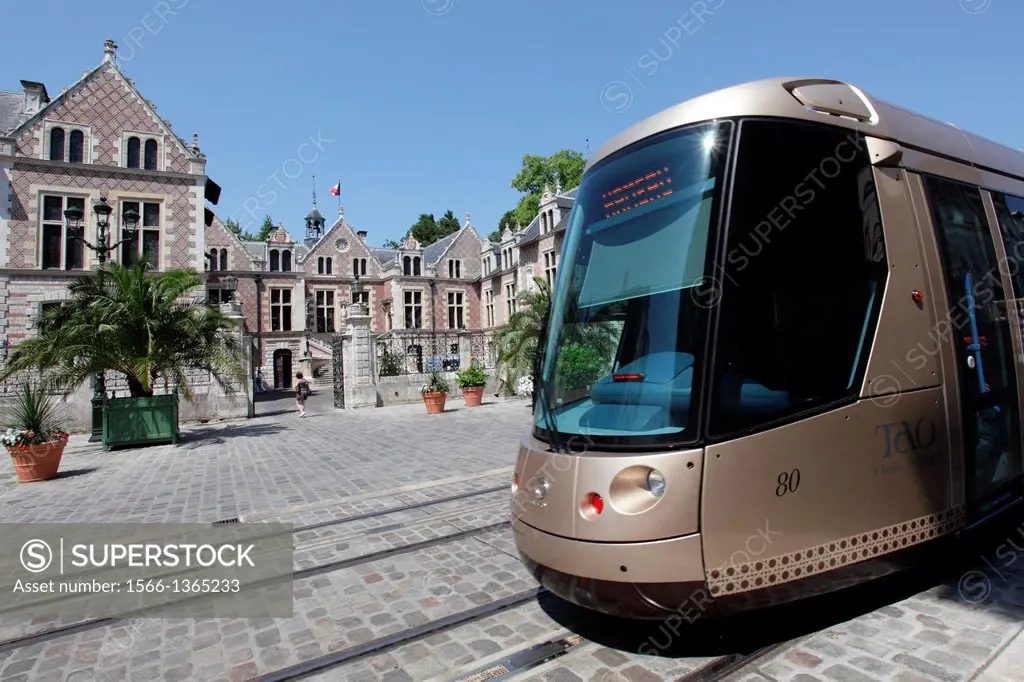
<box><xmin>329</xmin><ymin>182</ymin><xmax>341</xmax><ymax>197</ymax></box>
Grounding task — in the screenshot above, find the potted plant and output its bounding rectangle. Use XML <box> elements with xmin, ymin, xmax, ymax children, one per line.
<box><xmin>0</xmin><ymin>261</ymin><xmax>248</xmax><ymax>450</ymax></box>
<box><xmin>420</xmin><ymin>370</ymin><xmax>449</xmax><ymax>414</ymax></box>
<box><xmin>456</xmin><ymin>363</ymin><xmax>487</xmax><ymax>407</ymax></box>
<box><xmin>2</xmin><ymin>384</ymin><xmax>69</xmax><ymax>482</ymax></box>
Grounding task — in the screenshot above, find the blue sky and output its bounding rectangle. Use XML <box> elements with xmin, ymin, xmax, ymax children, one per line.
<box><xmin>3</xmin><ymin>0</ymin><xmax>1018</xmax><ymax>244</ymax></box>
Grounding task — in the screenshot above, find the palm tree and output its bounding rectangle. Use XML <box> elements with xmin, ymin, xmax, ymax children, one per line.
<box><xmin>494</xmin><ymin>275</ymin><xmax>620</xmax><ymax>396</ymax></box>
<box><xmin>1</xmin><ymin>261</ymin><xmax>248</xmax><ymax>400</ymax></box>
<box><xmin>494</xmin><ymin>276</ymin><xmax>551</xmax><ymax>394</ymax></box>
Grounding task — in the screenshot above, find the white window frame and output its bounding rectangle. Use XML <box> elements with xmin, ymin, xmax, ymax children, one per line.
<box><xmin>117</xmin><ymin>196</ymin><xmax>164</xmax><ymax>270</ymax></box>
<box><xmin>270</xmin><ymin>287</ymin><xmax>293</xmax><ymax>332</ymax></box>
<box><xmin>121</xmin><ymin>131</ymin><xmax>161</xmax><ymax>171</ymax></box>
<box><xmin>446</xmin><ymin>289</ymin><xmax>466</xmax><ymax>329</ymax></box>
<box><xmin>403</xmin><ymin>288</ymin><xmax>424</xmax><ymax>329</ymax></box>
<box><xmin>38</xmin><ymin>192</ymin><xmax>91</xmax><ymax>271</ymax></box>
<box><xmin>315</xmin><ymin>289</ymin><xmax>336</xmax><ymax>333</ymax></box>
<box><xmin>42</xmin><ymin>121</ymin><xmax>92</xmax><ymax>163</ymax></box>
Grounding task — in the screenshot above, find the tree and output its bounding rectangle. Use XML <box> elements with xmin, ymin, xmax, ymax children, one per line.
<box><xmin>406</xmin><ymin>209</ymin><xmax>462</xmax><ymax>246</ymax></box>
<box><xmin>224</xmin><ymin>217</ymin><xmax>256</xmax><ymax>241</ymax></box>
<box><xmin>494</xmin><ymin>275</ymin><xmax>619</xmax><ymax>397</ymax></box>
<box><xmin>489</xmin><ymin>209</ymin><xmax>518</xmax><ymax>243</ymax></box>
<box><xmin>408</xmin><ymin>213</ymin><xmax>437</xmax><ymax>245</ymax></box>
<box><xmin>0</xmin><ymin>261</ymin><xmax>248</xmax><ymax>400</ymax></box>
<box><xmin>254</xmin><ymin>215</ymin><xmax>276</xmax><ymax>242</ymax></box>
<box><xmin>382</xmin><ymin>239</ymin><xmax>401</xmax><ymax>249</ymax></box>
<box><xmin>436</xmin><ymin>210</ymin><xmax>461</xmax><ymax>239</ymax></box>
<box><xmin>507</xmin><ymin>149</ymin><xmax>585</xmax><ymax>232</ymax></box>
<box><xmin>494</xmin><ymin>276</ymin><xmax>551</xmax><ymax>395</ymax></box>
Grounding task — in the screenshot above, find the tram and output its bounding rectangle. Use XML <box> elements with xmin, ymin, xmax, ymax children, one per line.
<box><xmin>511</xmin><ymin>77</ymin><xmax>1024</xmax><ymax>619</ymax></box>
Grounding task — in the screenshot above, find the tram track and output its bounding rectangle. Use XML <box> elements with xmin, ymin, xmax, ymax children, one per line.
<box><xmin>0</xmin><ymin>514</ymin><xmax>514</xmax><ymax>654</ymax></box>
<box><xmin>0</xmin><ymin>482</ymin><xmax>510</xmax><ymax>619</ymax></box>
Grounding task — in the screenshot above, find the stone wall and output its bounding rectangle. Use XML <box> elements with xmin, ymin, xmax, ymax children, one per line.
<box><xmin>374</xmin><ymin>372</ymin><xmax>501</xmax><ymax>408</ymax></box>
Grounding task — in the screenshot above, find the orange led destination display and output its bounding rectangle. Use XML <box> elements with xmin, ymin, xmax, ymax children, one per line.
<box><xmin>601</xmin><ymin>166</ymin><xmax>673</xmax><ymax>219</ymax></box>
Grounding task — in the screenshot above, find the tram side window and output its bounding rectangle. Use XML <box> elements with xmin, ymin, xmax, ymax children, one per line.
<box><xmin>989</xmin><ymin>192</ymin><xmax>1024</xmax><ymax>301</ymax></box>
<box><xmin>708</xmin><ymin>119</ymin><xmax>887</xmax><ymax>437</ymax></box>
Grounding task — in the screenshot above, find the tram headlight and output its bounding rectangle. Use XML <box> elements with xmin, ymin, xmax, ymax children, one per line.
<box><xmin>644</xmin><ymin>469</ymin><xmax>666</xmax><ymax>498</ymax></box>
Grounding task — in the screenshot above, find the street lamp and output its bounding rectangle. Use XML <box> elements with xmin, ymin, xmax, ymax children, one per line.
<box><xmin>222</xmin><ymin>274</ymin><xmax>238</xmax><ymax>302</ymax></box>
<box><xmin>64</xmin><ymin>195</ymin><xmax>140</xmax><ymax>442</ymax></box>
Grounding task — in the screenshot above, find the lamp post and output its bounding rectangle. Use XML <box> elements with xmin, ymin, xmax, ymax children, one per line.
<box><xmin>63</xmin><ymin>195</ymin><xmax>139</xmax><ymax>442</ymax></box>
<box><xmin>222</xmin><ymin>274</ymin><xmax>238</xmax><ymax>303</ymax></box>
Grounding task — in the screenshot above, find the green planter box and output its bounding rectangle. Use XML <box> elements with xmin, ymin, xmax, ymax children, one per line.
<box><xmin>102</xmin><ymin>394</ymin><xmax>180</xmax><ymax>450</ymax></box>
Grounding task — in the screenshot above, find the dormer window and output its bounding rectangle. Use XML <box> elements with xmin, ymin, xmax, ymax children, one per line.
<box><xmin>414</xmin><ymin>257</ymin><xmax>421</xmax><ymax>276</ymax></box>
<box><xmin>281</xmin><ymin>250</ymin><xmax>291</xmax><ymax>272</ymax></box>
<box><xmin>269</xmin><ymin>249</ymin><xmax>280</xmax><ymax>271</ymax></box>
<box><xmin>49</xmin><ymin>128</ymin><xmax>64</xmax><ymax>161</ymax></box>
<box><xmin>541</xmin><ymin>213</ymin><xmax>547</xmax><ymax>234</ymax></box>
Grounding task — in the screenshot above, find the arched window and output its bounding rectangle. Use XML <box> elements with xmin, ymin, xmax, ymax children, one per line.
<box><xmin>326</xmin><ymin>257</ymin><xmax>333</xmax><ymax>274</ymax></box>
<box><xmin>318</xmin><ymin>257</ymin><xmax>324</xmax><ymax>274</ymax></box>
<box><xmin>68</xmin><ymin>130</ymin><xmax>84</xmax><ymax>163</ymax></box>
<box><xmin>541</xmin><ymin>213</ymin><xmax>547</xmax><ymax>233</ymax></box>
<box><xmin>269</xmin><ymin>249</ymin><xmax>280</xmax><ymax>271</ymax></box>
<box><xmin>403</xmin><ymin>256</ymin><xmax>411</xmax><ymax>275</ymax></box>
<box><xmin>282</xmin><ymin>250</ymin><xmax>291</xmax><ymax>272</ymax></box>
<box><xmin>219</xmin><ymin>249</ymin><xmax>227</xmax><ymax>271</ymax></box>
<box><xmin>126</xmin><ymin>137</ymin><xmax>140</xmax><ymax>168</ymax></box>
<box><xmin>144</xmin><ymin>139</ymin><xmax>158</xmax><ymax>170</ymax></box>
<box><xmin>49</xmin><ymin>128</ymin><xmax>64</xmax><ymax>161</ymax></box>
<box><xmin>413</xmin><ymin>257</ymin><xmax>421</xmax><ymax>276</ymax></box>
<box><xmin>208</xmin><ymin>248</ymin><xmax>218</xmax><ymax>271</ymax></box>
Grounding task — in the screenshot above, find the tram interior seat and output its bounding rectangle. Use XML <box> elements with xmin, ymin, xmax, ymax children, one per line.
<box><xmin>580</xmin><ymin>351</ymin><xmax>790</xmax><ymax>431</ymax></box>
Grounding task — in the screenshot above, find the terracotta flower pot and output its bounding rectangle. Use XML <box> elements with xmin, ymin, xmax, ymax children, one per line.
<box><xmin>8</xmin><ymin>439</ymin><xmax>67</xmax><ymax>482</ymax></box>
<box><xmin>423</xmin><ymin>391</ymin><xmax>447</xmax><ymax>414</ymax></box>
<box><xmin>462</xmin><ymin>386</ymin><xmax>484</xmax><ymax>407</ymax></box>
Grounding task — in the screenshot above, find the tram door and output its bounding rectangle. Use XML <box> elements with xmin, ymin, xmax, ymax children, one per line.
<box><xmin>921</xmin><ymin>175</ymin><xmax>1022</xmax><ymax>523</ymax></box>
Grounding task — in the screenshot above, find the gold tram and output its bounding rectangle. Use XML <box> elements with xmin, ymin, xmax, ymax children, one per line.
<box><xmin>511</xmin><ymin>77</ymin><xmax>1024</xmax><ymax>619</ymax></box>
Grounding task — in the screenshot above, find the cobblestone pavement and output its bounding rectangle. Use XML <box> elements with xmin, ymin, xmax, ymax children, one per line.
<box><xmin>0</xmin><ymin>393</ymin><xmax>1022</xmax><ymax>681</ymax></box>
<box><xmin>0</xmin><ymin>390</ymin><xmax>531</xmax><ymax>523</ymax></box>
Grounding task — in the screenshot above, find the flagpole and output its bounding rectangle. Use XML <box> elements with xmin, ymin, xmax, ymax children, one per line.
<box><xmin>337</xmin><ymin>178</ymin><xmax>341</xmax><ymax>213</ymax></box>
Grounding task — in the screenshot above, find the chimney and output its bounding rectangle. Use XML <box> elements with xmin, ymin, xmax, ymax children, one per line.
<box><xmin>20</xmin><ymin>80</ymin><xmax>48</xmax><ymax>115</ymax></box>
<box><xmin>103</xmin><ymin>39</ymin><xmax>117</xmax><ymax>64</ymax></box>
<box><xmin>357</xmin><ymin>230</ymin><xmax>367</xmax><ymax>241</ymax></box>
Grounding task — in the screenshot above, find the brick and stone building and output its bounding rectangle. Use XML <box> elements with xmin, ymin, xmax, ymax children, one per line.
<box><xmin>0</xmin><ymin>38</ymin><xmax>577</xmax><ymax>425</ymax></box>
<box><xmin>0</xmin><ymin>39</ymin><xmax>237</xmax><ymax>428</ymax></box>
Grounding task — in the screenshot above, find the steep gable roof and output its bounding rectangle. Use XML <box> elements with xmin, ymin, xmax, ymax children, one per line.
<box><xmin>6</xmin><ymin>48</ymin><xmax>201</xmax><ymax>164</ymax></box>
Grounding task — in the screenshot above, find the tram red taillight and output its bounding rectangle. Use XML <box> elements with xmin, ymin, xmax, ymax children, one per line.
<box><xmin>586</xmin><ymin>492</ymin><xmax>604</xmax><ymax>515</ymax></box>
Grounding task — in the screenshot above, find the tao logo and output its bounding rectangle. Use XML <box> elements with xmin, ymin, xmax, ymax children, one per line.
<box><xmin>875</xmin><ymin>417</ymin><xmax>937</xmax><ymax>458</ymax></box>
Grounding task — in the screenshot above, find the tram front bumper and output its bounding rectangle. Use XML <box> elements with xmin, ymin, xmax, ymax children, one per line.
<box><xmin>513</xmin><ymin>517</ymin><xmax>714</xmax><ymax>620</ymax></box>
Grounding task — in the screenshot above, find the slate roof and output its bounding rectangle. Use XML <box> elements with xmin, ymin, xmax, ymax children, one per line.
<box><xmin>0</xmin><ymin>90</ymin><xmax>32</xmax><ymax>135</ymax></box>
<box><xmin>514</xmin><ymin>185</ymin><xmax>577</xmax><ymax>247</ymax></box>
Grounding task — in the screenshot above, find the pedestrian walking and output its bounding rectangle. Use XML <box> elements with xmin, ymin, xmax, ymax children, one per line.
<box><xmin>295</xmin><ymin>372</ymin><xmax>311</xmax><ymax>417</ymax></box>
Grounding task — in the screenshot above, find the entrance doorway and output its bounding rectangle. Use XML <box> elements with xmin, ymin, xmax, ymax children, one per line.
<box><xmin>273</xmin><ymin>349</ymin><xmax>293</xmax><ymax>389</ymax></box>
<box><xmin>921</xmin><ymin>174</ymin><xmax>1022</xmax><ymax>522</ymax></box>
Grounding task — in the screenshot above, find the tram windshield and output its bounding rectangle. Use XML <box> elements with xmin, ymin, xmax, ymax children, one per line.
<box><xmin>534</xmin><ymin>121</ymin><xmax>731</xmax><ymax>447</ymax></box>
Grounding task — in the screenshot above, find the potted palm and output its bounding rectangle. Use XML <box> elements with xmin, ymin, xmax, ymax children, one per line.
<box><xmin>456</xmin><ymin>363</ymin><xmax>487</xmax><ymax>407</ymax></box>
<box><xmin>0</xmin><ymin>261</ymin><xmax>248</xmax><ymax>450</ymax></box>
<box><xmin>420</xmin><ymin>370</ymin><xmax>449</xmax><ymax>414</ymax></box>
<box><xmin>2</xmin><ymin>384</ymin><xmax>69</xmax><ymax>482</ymax></box>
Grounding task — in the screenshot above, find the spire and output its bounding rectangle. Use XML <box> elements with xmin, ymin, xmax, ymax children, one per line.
<box><xmin>311</xmin><ymin>174</ymin><xmax>317</xmax><ymax>208</ymax></box>
<box><xmin>464</xmin><ymin>210</ymin><xmax>471</xmax><ymax>227</ymax></box>
<box><xmin>338</xmin><ymin>203</ymin><xmax>344</xmax><ymax>218</ymax></box>
<box><xmin>555</xmin><ymin>179</ymin><xmax>562</xmax><ymax>194</ymax></box>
